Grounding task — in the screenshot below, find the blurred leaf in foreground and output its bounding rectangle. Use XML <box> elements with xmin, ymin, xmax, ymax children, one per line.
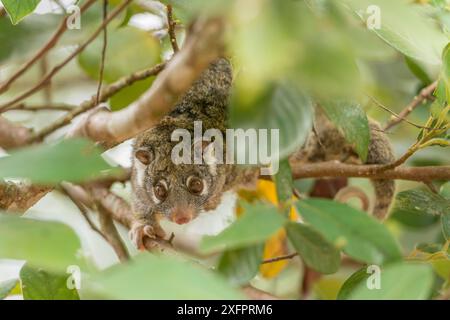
<box><xmin>0</xmin><ymin>214</ymin><xmax>82</xmax><ymax>273</ymax></box>
<box><xmin>2</xmin><ymin>0</ymin><xmax>41</xmax><ymax>25</ymax></box>
<box><xmin>229</xmin><ymin>80</ymin><xmax>314</xmax><ymax>161</ymax></box>
<box><xmin>337</xmin><ymin>267</ymin><xmax>369</xmax><ymax>300</ymax></box>
<box><xmin>83</xmin><ymin>254</ymin><xmax>244</xmax><ymax>299</ymax></box>
<box><xmin>297</xmin><ymin>199</ymin><xmax>402</xmax><ymax>265</ymax></box>
<box><xmin>201</xmin><ymin>202</ymin><xmax>286</xmax><ymax>253</ymax></box>
<box><xmin>20</xmin><ymin>263</ymin><xmax>79</xmax><ymax>300</ymax></box>
<box><xmin>0</xmin><ymin>278</ymin><xmax>19</xmax><ymax>300</ymax></box>
<box><xmin>286</xmin><ymin>222</ymin><xmax>341</xmax><ymax>274</ymax></box>
<box><xmin>320</xmin><ymin>100</ymin><xmax>370</xmax><ymax>161</ymax></box>
<box><xmin>346</xmin><ymin>263</ymin><xmax>434</xmax><ymax>300</ymax></box>
<box><xmin>0</xmin><ymin>138</ymin><xmax>116</xmax><ymax>184</ymax></box>
<box><xmin>344</xmin><ymin>0</ymin><xmax>447</xmax><ymax>65</ymax></box>
<box><xmin>217</xmin><ymin>244</ymin><xmax>264</xmax><ymax>286</ymax></box>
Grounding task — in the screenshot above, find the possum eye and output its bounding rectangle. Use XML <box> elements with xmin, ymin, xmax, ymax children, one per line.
<box><xmin>186</xmin><ymin>176</ymin><xmax>205</xmax><ymax>195</ymax></box>
<box><xmin>154</xmin><ymin>180</ymin><xmax>168</xmax><ymax>201</ymax></box>
<box><xmin>135</xmin><ymin>148</ymin><xmax>153</xmax><ymax>165</ymax></box>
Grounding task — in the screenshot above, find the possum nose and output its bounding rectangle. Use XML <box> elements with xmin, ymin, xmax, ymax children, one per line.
<box><xmin>170</xmin><ymin>207</ymin><xmax>194</xmax><ymax>225</ymax></box>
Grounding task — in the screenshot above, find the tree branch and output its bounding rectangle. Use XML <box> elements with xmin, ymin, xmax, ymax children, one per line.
<box><xmin>290</xmin><ymin>161</ymin><xmax>450</xmax><ymax>182</ymax></box>
<box><xmin>96</xmin><ymin>0</ymin><xmax>109</xmax><ymax>105</ymax></box>
<box><xmin>0</xmin><ymin>116</ymin><xmax>32</xmax><ymax>149</ymax></box>
<box><xmin>0</xmin><ymin>0</ymin><xmax>132</xmax><ymax>112</ymax></box>
<box><xmin>0</xmin><ymin>0</ymin><xmax>96</xmax><ymax>94</ymax></box>
<box><xmin>166</xmin><ymin>4</ymin><xmax>179</xmax><ymax>53</ymax></box>
<box><xmin>0</xmin><ymin>182</ymin><xmax>50</xmax><ymax>212</ymax></box>
<box><xmin>66</xmin><ymin>17</ymin><xmax>225</xmax><ymax>146</ymax></box>
<box><xmin>97</xmin><ymin>205</ymin><xmax>130</xmax><ymax>262</ymax></box>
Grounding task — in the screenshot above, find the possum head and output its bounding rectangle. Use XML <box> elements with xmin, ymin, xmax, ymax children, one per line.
<box><xmin>132</xmin><ymin>140</ymin><xmax>228</xmax><ymax>225</ymax></box>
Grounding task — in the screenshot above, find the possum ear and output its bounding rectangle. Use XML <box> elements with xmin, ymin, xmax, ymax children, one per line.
<box><xmin>135</xmin><ymin>147</ymin><xmax>154</xmax><ymax>165</ymax></box>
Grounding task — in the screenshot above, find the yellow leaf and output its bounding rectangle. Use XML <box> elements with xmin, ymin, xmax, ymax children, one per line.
<box><xmin>260</xmin><ymin>229</ymin><xmax>289</xmax><ymax>278</ymax></box>
<box><xmin>236</xmin><ymin>179</ymin><xmax>298</xmax><ymax>278</ymax></box>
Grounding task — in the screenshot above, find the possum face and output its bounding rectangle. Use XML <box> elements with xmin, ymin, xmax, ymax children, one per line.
<box><xmin>132</xmin><ymin>144</ymin><xmax>227</xmax><ymax>224</ymax></box>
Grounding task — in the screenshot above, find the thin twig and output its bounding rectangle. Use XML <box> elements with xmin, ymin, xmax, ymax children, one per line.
<box><xmin>5</xmin><ymin>103</ymin><xmax>75</xmax><ymax>112</ymax></box>
<box><xmin>166</xmin><ymin>4</ymin><xmax>179</xmax><ymax>53</ymax></box>
<box><xmin>379</xmin><ymin>147</ymin><xmax>417</xmax><ymax>170</ymax></box>
<box><xmin>97</xmin><ymin>203</ymin><xmax>130</xmax><ymax>262</ymax></box>
<box><xmin>40</xmin><ymin>55</ymin><xmax>52</xmax><ymax>105</ymax></box>
<box><xmin>0</xmin><ymin>0</ymin><xmax>96</xmax><ymax>94</ymax></box>
<box><xmin>384</xmin><ymin>81</ymin><xmax>438</xmax><ymax>130</ymax></box>
<box><xmin>423</xmin><ymin>181</ymin><xmax>439</xmax><ymax>194</ymax></box>
<box><xmin>261</xmin><ymin>253</ymin><xmax>298</xmax><ymax>264</ymax></box>
<box><xmin>27</xmin><ymin>62</ymin><xmax>166</xmax><ymax>143</ymax></box>
<box><xmin>0</xmin><ymin>0</ymin><xmax>133</xmax><ymax>112</ymax></box>
<box><xmin>96</xmin><ymin>0</ymin><xmax>109</xmax><ymax>105</ymax></box>
<box><xmin>366</xmin><ymin>94</ymin><xmax>433</xmax><ymax>130</ymax></box>
<box><xmin>60</xmin><ymin>183</ymin><xmax>104</xmax><ymax>237</ymax></box>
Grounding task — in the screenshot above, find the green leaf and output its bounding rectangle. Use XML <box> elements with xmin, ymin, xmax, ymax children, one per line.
<box><xmin>391</xmin><ymin>188</ymin><xmax>450</xmax><ymax>218</ymax></box>
<box><xmin>0</xmin><ymin>138</ymin><xmax>116</xmax><ymax>184</ymax></box>
<box><xmin>0</xmin><ymin>278</ymin><xmax>19</xmax><ymax>300</ymax></box>
<box><xmin>20</xmin><ymin>264</ymin><xmax>79</xmax><ymax>300</ymax></box>
<box><xmin>2</xmin><ymin>0</ymin><xmax>41</xmax><ymax>25</ymax></box>
<box><xmin>320</xmin><ymin>100</ymin><xmax>370</xmax><ymax>161</ymax></box>
<box><xmin>441</xmin><ymin>182</ymin><xmax>450</xmax><ymax>200</ymax></box>
<box><xmin>404</xmin><ymin>56</ymin><xmax>432</xmax><ymax>85</ymax></box>
<box><xmin>431</xmin><ymin>257</ymin><xmax>450</xmax><ymax>281</ymax></box>
<box><xmin>230</xmin><ymin>80</ymin><xmax>314</xmax><ymax>161</ymax></box>
<box><xmin>217</xmin><ymin>244</ymin><xmax>264</xmax><ymax>286</ymax></box>
<box><xmin>295</xmin><ymin>32</ymin><xmax>361</xmax><ymax>98</ymax></box>
<box><xmin>434</xmin><ymin>79</ymin><xmax>447</xmax><ymax>105</ymax></box>
<box><xmin>441</xmin><ymin>43</ymin><xmax>450</xmax><ymax>102</ymax></box>
<box><xmin>0</xmin><ymin>16</ymin><xmax>47</xmax><ymax>62</ymax></box>
<box><xmin>83</xmin><ymin>254</ymin><xmax>244</xmax><ymax>299</ymax></box>
<box><xmin>344</xmin><ymin>0</ymin><xmax>447</xmax><ymax>65</ymax></box>
<box><xmin>391</xmin><ymin>210</ymin><xmax>439</xmax><ymax>229</ymax></box>
<box><xmin>416</xmin><ymin>243</ymin><xmax>443</xmax><ymax>254</ymax></box>
<box><xmin>0</xmin><ymin>214</ymin><xmax>82</xmax><ymax>273</ymax></box>
<box><xmin>390</xmin><ymin>188</ymin><xmax>447</xmax><ymax>229</ymax></box>
<box><xmin>274</xmin><ymin>159</ymin><xmax>293</xmax><ymax>207</ymax></box>
<box><xmin>110</xmin><ymin>78</ymin><xmax>154</xmax><ymax>111</ymax></box>
<box><xmin>337</xmin><ymin>267</ymin><xmax>369</xmax><ymax>300</ymax></box>
<box><xmin>442</xmin><ymin>213</ymin><xmax>450</xmax><ymax>241</ymax></box>
<box><xmin>296</xmin><ymin>199</ymin><xmax>402</xmax><ymax>264</ymax></box>
<box><xmin>200</xmin><ymin>202</ymin><xmax>286</xmax><ymax>253</ymax></box>
<box><xmin>78</xmin><ymin>26</ymin><xmax>161</xmax><ymax>110</ymax></box>
<box><xmin>286</xmin><ymin>222</ymin><xmax>341</xmax><ymax>274</ymax></box>
<box><xmin>160</xmin><ymin>0</ymin><xmax>230</xmax><ymax>23</ymax></box>
<box><xmin>347</xmin><ymin>263</ymin><xmax>434</xmax><ymax>300</ymax></box>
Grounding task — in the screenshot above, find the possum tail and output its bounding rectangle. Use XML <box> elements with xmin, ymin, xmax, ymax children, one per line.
<box><xmin>366</xmin><ymin>121</ymin><xmax>396</xmax><ymax>219</ymax></box>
